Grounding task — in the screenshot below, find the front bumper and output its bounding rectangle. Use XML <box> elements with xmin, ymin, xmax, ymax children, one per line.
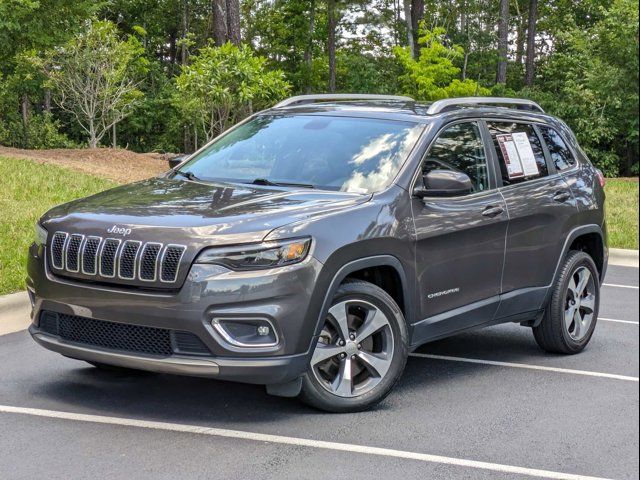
<box><xmin>29</xmin><ymin>326</ymin><xmax>309</xmax><ymax>384</ymax></box>
<box><xmin>27</xmin><ymin>243</ymin><xmax>323</xmax><ymax>385</ymax></box>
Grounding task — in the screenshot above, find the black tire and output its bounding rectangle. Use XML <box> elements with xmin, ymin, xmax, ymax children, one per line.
<box><xmin>533</xmin><ymin>250</ymin><xmax>600</xmax><ymax>354</ymax></box>
<box><xmin>299</xmin><ymin>279</ymin><xmax>409</xmax><ymax>413</ymax></box>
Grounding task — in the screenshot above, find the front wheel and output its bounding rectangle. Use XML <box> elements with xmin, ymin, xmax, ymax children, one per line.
<box><xmin>300</xmin><ymin>280</ymin><xmax>408</xmax><ymax>413</ymax></box>
<box><xmin>533</xmin><ymin>250</ymin><xmax>600</xmax><ymax>354</ymax></box>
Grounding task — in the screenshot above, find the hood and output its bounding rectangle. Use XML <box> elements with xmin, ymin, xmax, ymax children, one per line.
<box><xmin>41</xmin><ymin>177</ymin><xmax>369</xmax><ymax>245</ymax></box>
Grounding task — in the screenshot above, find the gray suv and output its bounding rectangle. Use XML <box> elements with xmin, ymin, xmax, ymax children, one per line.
<box><xmin>27</xmin><ymin>95</ymin><xmax>608</xmax><ymax>412</ymax></box>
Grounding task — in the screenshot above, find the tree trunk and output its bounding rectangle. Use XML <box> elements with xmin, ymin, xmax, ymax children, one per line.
<box><xmin>21</xmin><ymin>94</ymin><xmax>29</xmax><ymax>148</ymax></box>
<box><xmin>327</xmin><ymin>0</ymin><xmax>337</xmax><ymax>93</ymax></box>
<box><xmin>44</xmin><ymin>89</ymin><xmax>52</xmax><ymax>113</ymax></box>
<box><xmin>89</xmin><ymin>121</ymin><xmax>98</xmax><ymax>149</ymax></box>
<box><xmin>212</xmin><ymin>0</ymin><xmax>228</xmax><ymax>46</ymax></box>
<box><xmin>181</xmin><ymin>0</ymin><xmax>189</xmax><ymax>65</ymax></box>
<box><xmin>403</xmin><ymin>0</ymin><xmax>414</xmax><ymax>58</ymax></box>
<box><xmin>112</xmin><ymin>122</ymin><xmax>117</xmax><ymax>149</ymax></box>
<box><xmin>524</xmin><ymin>0</ymin><xmax>538</xmax><ymax>87</ymax></box>
<box><xmin>496</xmin><ymin>0</ymin><xmax>509</xmax><ymax>84</ymax></box>
<box><xmin>515</xmin><ymin>10</ymin><xmax>527</xmax><ymax>65</ymax></box>
<box><xmin>462</xmin><ymin>51</ymin><xmax>469</xmax><ymax>80</ymax></box>
<box><xmin>410</xmin><ymin>0</ymin><xmax>424</xmax><ymax>57</ymax></box>
<box><xmin>303</xmin><ymin>0</ymin><xmax>316</xmax><ymax>93</ymax></box>
<box><xmin>460</xmin><ymin>0</ymin><xmax>469</xmax><ymax>80</ymax></box>
<box><xmin>225</xmin><ymin>0</ymin><xmax>241</xmax><ymax>45</ymax></box>
<box><xmin>168</xmin><ymin>31</ymin><xmax>177</xmax><ymax>76</ymax></box>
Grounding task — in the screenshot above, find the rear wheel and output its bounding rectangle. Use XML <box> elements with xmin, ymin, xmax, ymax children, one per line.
<box><xmin>300</xmin><ymin>280</ymin><xmax>408</xmax><ymax>412</ymax></box>
<box><xmin>533</xmin><ymin>250</ymin><xmax>600</xmax><ymax>354</ymax></box>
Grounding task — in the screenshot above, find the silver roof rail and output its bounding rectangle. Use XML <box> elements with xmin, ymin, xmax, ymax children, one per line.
<box><xmin>426</xmin><ymin>97</ymin><xmax>544</xmax><ymax>115</ymax></box>
<box><xmin>273</xmin><ymin>94</ymin><xmax>415</xmax><ymax>108</ymax></box>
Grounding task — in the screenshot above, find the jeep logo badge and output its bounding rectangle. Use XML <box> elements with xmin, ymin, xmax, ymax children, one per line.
<box><xmin>107</xmin><ymin>225</ymin><xmax>132</xmax><ymax>236</ymax></box>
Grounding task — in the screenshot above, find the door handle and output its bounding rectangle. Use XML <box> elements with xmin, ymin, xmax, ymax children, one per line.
<box><xmin>482</xmin><ymin>205</ymin><xmax>504</xmax><ymax>218</ymax></box>
<box><xmin>552</xmin><ymin>191</ymin><xmax>571</xmax><ymax>203</ymax></box>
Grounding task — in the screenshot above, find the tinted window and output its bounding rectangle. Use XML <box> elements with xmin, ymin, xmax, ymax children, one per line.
<box><xmin>422</xmin><ymin>122</ymin><xmax>489</xmax><ymax>193</ymax></box>
<box><xmin>539</xmin><ymin>125</ymin><xmax>576</xmax><ymax>171</ymax></box>
<box><xmin>179</xmin><ymin>115</ymin><xmax>424</xmax><ymax>194</ymax></box>
<box><xmin>487</xmin><ymin>122</ymin><xmax>548</xmax><ymax>185</ymax></box>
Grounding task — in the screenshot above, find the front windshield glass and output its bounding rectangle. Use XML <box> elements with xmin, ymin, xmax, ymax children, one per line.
<box><xmin>178</xmin><ymin>115</ymin><xmax>424</xmax><ymax>193</ymax></box>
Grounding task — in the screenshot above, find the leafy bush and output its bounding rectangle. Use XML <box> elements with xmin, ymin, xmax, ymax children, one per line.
<box><xmin>394</xmin><ymin>26</ymin><xmax>489</xmax><ymax>101</ymax></box>
<box><xmin>175</xmin><ymin>43</ymin><xmax>291</xmax><ymax>142</ymax></box>
<box><xmin>0</xmin><ymin>113</ymin><xmax>75</xmax><ymax>149</ymax></box>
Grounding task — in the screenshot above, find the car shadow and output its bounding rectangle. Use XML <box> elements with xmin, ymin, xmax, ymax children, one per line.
<box><xmin>27</xmin><ymin>324</ymin><xmax>554</xmax><ymax>421</ymax></box>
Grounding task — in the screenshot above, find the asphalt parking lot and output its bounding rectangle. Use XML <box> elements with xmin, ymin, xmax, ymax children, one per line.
<box><xmin>0</xmin><ymin>264</ymin><xmax>637</xmax><ymax>480</ymax></box>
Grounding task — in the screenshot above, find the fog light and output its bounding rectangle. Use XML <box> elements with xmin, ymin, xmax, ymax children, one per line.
<box><xmin>211</xmin><ymin>317</ymin><xmax>279</xmax><ymax>348</ymax></box>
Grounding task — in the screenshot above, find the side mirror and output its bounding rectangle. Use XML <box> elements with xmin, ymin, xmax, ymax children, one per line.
<box><xmin>414</xmin><ymin>169</ymin><xmax>473</xmax><ymax>198</ymax></box>
<box><xmin>168</xmin><ymin>155</ymin><xmax>187</xmax><ymax>170</ymax></box>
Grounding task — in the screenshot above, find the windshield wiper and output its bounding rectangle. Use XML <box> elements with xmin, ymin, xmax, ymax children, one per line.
<box><xmin>249</xmin><ymin>178</ymin><xmax>315</xmax><ymax>189</ymax></box>
<box><xmin>174</xmin><ymin>170</ymin><xmax>201</xmax><ymax>181</ymax></box>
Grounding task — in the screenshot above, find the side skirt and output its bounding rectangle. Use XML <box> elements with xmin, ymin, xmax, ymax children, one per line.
<box><xmin>409</xmin><ymin>286</ymin><xmax>549</xmax><ymax>348</ymax></box>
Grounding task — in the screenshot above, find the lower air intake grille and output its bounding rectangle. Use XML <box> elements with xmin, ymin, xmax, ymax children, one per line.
<box><xmin>38</xmin><ymin>311</ymin><xmax>211</xmax><ymax>357</ymax></box>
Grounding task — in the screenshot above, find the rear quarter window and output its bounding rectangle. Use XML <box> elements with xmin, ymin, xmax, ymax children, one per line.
<box><xmin>538</xmin><ymin>125</ymin><xmax>577</xmax><ymax>171</ymax></box>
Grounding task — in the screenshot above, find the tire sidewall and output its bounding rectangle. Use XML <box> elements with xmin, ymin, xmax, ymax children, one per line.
<box><xmin>301</xmin><ymin>281</ymin><xmax>409</xmax><ymax>412</ymax></box>
<box><xmin>553</xmin><ymin>252</ymin><xmax>600</xmax><ymax>351</ymax></box>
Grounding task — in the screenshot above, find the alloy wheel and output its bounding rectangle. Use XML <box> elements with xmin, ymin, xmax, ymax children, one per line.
<box><xmin>564</xmin><ymin>266</ymin><xmax>597</xmax><ymax>341</ymax></box>
<box><xmin>310</xmin><ymin>299</ymin><xmax>394</xmax><ymax>398</ymax></box>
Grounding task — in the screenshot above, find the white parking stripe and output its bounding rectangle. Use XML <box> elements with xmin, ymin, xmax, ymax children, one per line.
<box><xmin>603</xmin><ymin>283</ymin><xmax>639</xmax><ymax>290</ymax></box>
<box><xmin>409</xmin><ymin>353</ymin><xmax>639</xmax><ymax>382</ymax></box>
<box><xmin>0</xmin><ymin>405</ymin><xmax>615</xmax><ymax>480</ymax></box>
<box><xmin>600</xmin><ymin>318</ymin><xmax>639</xmax><ymax>325</ymax></box>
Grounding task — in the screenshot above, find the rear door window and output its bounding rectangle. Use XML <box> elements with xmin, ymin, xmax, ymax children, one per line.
<box><xmin>486</xmin><ymin>122</ymin><xmax>548</xmax><ymax>186</ymax></box>
<box><xmin>538</xmin><ymin>125</ymin><xmax>577</xmax><ymax>171</ymax></box>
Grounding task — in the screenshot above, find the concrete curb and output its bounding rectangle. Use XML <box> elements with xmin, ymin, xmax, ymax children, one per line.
<box><xmin>0</xmin><ymin>291</ymin><xmax>29</xmax><ymax>314</ymax></box>
<box><xmin>609</xmin><ymin>248</ymin><xmax>639</xmax><ymax>268</ymax></box>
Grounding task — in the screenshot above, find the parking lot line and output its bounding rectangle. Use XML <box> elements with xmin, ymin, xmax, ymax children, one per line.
<box><xmin>602</xmin><ymin>283</ymin><xmax>639</xmax><ymax>290</ymax></box>
<box><xmin>409</xmin><ymin>353</ymin><xmax>639</xmax><ymax>382</ymax></box>
<box><xmin>600</xmin><ymin>317</ymin><xmax>639</xmax><ymax>325</ymax></box>
<box><xmin>0</xmin><ymin>405</ymin><xmax>616</xmax><ymax>480</ymax></box>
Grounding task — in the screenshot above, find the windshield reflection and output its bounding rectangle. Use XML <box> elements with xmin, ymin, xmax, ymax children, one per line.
<box><xmin>179</xmin><ymin>115</ymin><xmax>424</xmax><ymax>194</ymax></box>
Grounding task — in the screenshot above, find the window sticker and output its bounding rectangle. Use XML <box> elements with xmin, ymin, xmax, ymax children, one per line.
<box><xmin>496</xmin><ymin>134</ymin><xmax>524</xmax><ymax>179</ymax></box>
<box><xmin>511</xmin><ymin>132</ymin><xmax>540</xmax><ymax>177</ymax></box>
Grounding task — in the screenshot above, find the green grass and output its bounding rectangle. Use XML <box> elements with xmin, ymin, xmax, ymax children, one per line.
<box><xmin>0</xmin><ymin>157</ymin><xmax>637</xmax><ymax>295</ymax></box>
<box><xmin>605</xmin><ymin>178</ymin><xmax>639</xmax><ymax>250</ymax></box>
<box><xmin>0</xmin><ymin>157</ymin><xmax>115</xmax><ymax>295</ymax></box>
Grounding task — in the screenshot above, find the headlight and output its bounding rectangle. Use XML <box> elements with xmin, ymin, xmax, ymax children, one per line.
<box><xmin>35</xmin><ymin>222</ymin><xmax>48</xmax><ymax>246</ymax></box>
<box><xmin>195</xmin><ymin>238</ymin><xmax>311</xmax><ymax>270</ymax></box>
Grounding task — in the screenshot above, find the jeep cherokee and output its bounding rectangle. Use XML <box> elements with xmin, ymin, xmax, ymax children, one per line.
<box><xmin>27</xmin><ymin>95</ymin><xmax>608</xmax><ymax>412</ymax></box>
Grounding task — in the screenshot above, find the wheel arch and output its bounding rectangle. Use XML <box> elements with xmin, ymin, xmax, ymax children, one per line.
<box><xmin>537</xmin><ymin>224</ymin><xmax>606</xmax><ymax>325</ymax></box>
<box><xmin>311</xmin><ymin>255</ymin><xmax>413</xmax><ymax>343</ymax></box>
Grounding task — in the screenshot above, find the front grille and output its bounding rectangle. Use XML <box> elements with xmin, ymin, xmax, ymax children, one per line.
<box><xmin>49</xmin><ymin>231</ymin><xmax>186</xmax><ymax>286</ymax></box>
<box><xmin>38</xmin><ymin>311</ymin><xmax>210</xmax><ymax>357</ymax></box>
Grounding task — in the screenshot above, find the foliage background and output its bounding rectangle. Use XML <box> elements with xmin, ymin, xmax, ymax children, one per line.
<box><xmin>0</xmin><ymin>0</ymin><xmax>638</xmax><ymax>177</ymax></box>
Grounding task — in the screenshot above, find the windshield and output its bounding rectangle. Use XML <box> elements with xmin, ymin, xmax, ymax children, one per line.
<box><xmin>178</xmin><ymin>115</ymin><xmax>424</xmax><ymax>193</ymax></box>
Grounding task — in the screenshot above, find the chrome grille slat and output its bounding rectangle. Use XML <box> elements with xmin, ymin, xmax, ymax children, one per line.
<box><xmin>139</xmin><ymin>242</ymin><xmax>162</xmax><ymax>281</ymax></box>
<box><xmin>81</xmin><ymin>236</ymin><xmax>102</xmax><ymax>275</ymax></box>
<box><xmin>65</xmin><ymin>234</ymin><xmax>84</xmax><ymax>273</ymax></box>
<box><xmin>50</xmin><ymin>232</ymin><xmax>68</xmax><ymax>269</ymax></box>
<box><xmin>99</xmin><ymin>238</ymin><xmax>121</xmax><ymax>278</ymax></box>
<box><xmin>160</xmin><ymin>245</ymin><xmax>187</xmax><ymax>283</ymax></box>
<box><xmin>49</xmin><ymin>231</ymin><xmax>185</xmax><ymax>285</ymax></box>
<box><xmin>118</xmin><ymin>240</ymin><xmax>142</xmax><ymax>280</ymax></box>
